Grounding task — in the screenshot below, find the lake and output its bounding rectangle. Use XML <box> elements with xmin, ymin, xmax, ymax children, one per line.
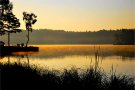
<box><xmin>1</xmin><ymin>45</ymin><xmax>135</xmax><ymax>75</ymax></box>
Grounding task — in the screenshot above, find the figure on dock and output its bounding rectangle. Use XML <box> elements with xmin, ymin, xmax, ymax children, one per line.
<box><xmin>0</xmin><ymin>41</ymin><xmax>5</xmax><ymax>46</ymax></box>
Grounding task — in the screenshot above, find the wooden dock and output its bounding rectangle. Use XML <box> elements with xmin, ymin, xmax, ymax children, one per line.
<box><xmin>0</xmin><ymin>46</ymin><xmax>39</xmax><ymax>56</ymax></box>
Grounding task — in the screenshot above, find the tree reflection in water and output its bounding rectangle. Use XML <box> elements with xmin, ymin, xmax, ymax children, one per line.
<box><xmin>0</xmin><ymin>51</ymin><xmax>39</xmax><ymax>67</ymax></box>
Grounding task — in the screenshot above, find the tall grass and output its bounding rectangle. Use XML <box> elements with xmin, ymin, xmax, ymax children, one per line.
<box><xmin>1</xmin><ymin>63</ymin><xmax>135</xmax><ymax>90</ymax></box>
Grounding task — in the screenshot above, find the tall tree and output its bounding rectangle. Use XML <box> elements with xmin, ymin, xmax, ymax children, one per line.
<box><xmin>0</xmin><ymin>0</ymin><xmax>21</xmax><ymax>46</ymax></box>
<box><xmin>23</xmin><ymin>12</ymin><xmax>37</xmax><ymax>47</ymax></box>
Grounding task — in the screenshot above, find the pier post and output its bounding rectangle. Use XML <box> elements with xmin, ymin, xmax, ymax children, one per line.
<box><xmin>8</xmin><ymin>32</ymin><xmax>10</xmax><ymax>46</ymax></box>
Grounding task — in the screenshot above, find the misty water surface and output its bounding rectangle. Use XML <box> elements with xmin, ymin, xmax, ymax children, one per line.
<box><xmin>1</xmin><ymin>45</ymin><xmax>135</xmax><ymax>75</ymax></box>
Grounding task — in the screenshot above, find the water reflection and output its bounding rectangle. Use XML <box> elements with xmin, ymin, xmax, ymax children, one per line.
<box><xmin>1</xmin><ymin>54</ymin><xmax>30</xmax><ymax>67</ymax></box>
<box><xmin>32</xmin><ymin>45</ymin><xmax>135</xmax><ymax>59</ymax></box>
<box><xmin>0</xmin><ymin>45</ymin><xmax>135</xmax><ymax>75</ymax></box>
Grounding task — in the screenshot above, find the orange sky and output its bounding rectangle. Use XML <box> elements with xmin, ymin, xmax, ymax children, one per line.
<box><xmin>11</xmin><ymin>0</ymin><xmax>135</xmax><ymax>31</ymax></box>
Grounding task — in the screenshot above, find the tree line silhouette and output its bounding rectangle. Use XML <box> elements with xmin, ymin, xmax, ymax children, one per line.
<box><xmin>0</xmin><ymin>29</ymin><xmax>134</xmax><ymax>45</ymax></box>
<box><xmin>114</xmin><ymin>29</ymin><xmax>134</xmax><ymax>45</ymax></box>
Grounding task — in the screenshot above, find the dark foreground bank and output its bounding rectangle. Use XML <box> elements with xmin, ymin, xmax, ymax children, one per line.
<box><xmin>1</xmin><ymin>63</ymin><xmax>135</xmax><ymax>90</ymax></box>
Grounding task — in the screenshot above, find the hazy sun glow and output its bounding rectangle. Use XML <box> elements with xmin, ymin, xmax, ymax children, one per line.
<box><xmin>11</xmin><ymin>0</ymin><xmax>134</xmax><ymax>31</ymax></box>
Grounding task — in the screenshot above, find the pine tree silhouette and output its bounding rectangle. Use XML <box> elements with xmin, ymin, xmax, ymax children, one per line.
<box><xmin>0</xmin><ymin>0</ymin><xmax>21</xmax><ymax>46</ymax></box>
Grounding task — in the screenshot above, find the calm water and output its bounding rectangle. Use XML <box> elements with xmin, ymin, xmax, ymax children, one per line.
<box><xmin>1</xmin><ymin>45</ymin><xmax>135</xmax><ymax>75</ymax></box>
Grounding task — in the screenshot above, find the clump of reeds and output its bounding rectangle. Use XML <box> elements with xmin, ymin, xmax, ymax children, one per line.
<box><xmin>0</xmin><ymin>63</ymin><xmax>135</xmax><ymax>90</ymax></box>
